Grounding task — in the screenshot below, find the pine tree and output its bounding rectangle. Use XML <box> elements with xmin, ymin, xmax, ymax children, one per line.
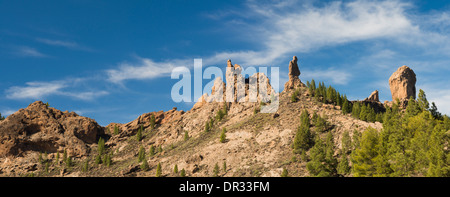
<box><xmin>141</xmin><ymin>158</ymin><xmax>149</xmax><ymax>171</ymax></box>
<box><xmin>95</xmin><ymin>154</ymin><xmax>102</xmax><ymax>164</ymax></box>
<box><xmin>405</xmin><ymin>97</ymin><xmax>420</xmax><ymax>118</ymax></box>
<box><xmin>293</xmin><ymin>110</ymin><xmax>313</xmax><ymax>153</ymax></box>
<box><xmin>337</xmin><ymin>153</ymin><xmax>351</xmax><ymax>176</ymax></box>
<box><xmin>174</xmin><ymin>164</ymin><xmax>179</xmax><ymax>175</ymax></box>
<box><xmin>0</xmin><ymin>112</ymin><xmax>4</xmax><ymax>121</ymax></box>
<box><xmin>223</xmin><ymin>161</ymin><xmax>227</xmax><ymax>173</ymax></box>
<box><xmin>156</xmin><ymin>163</ymin><xmax>162</xmax><ymax>177</ymax></box>
<box><xmin>351</xmin><ymin>127</ymin><xmax>379</xmax><ymax>177</ymax></box>
<box><xmin>180</xmin><ymin>169</ymin><xmax>186</xmax><ymax>177</ymax></box>
<box><xmin>341</xmin><ymin>131</ymin><xmax>352</xmax><ymax>154</ymax></box>
<box><xmin>63</xmin><ymin>149</ymin><xmax>68</xmax><ymax>163</ymax></box>
<box><xmin>98</xmin><ymin>137</ymin><xmax>105</xmax><ymax>155</ymax></box>
<box><xmin>417</xmin><ymin>89</ymin><xmax>430</xmax><ymax>111</ymax></box>
<box><xmin>138</xmin><ymin>146</ymin><xmax>146</xmax><ymax>162</ymax></box>
<box><xmin>82</xmin><ymin>159</ymin><xmax>89</xmax><ymax>172</ymax></box>
<box><xmin>306</xmin><ymin>137</ymin><xmax>332</xmax><ymax>177</ymax></box>
<box><xmin>150</xmin><ymin>114</ymin><xmax>156</xmax><ymax>130</ymax></box>
<box><xmin>149</xmin><ymin>145</ymin><xmax>155</xmax><ymax>157</ymax></box>
<box><xmin>220</xmin><ymin>128</ymin><xmax>227</xmax><ymax>143</ymax></box>
<box><xmin>55</xmin><ymin>152</ymin><xmax>60</xmax><ymax>164</ymax></box>
<box><xmin>213</xmin><ymin>163</ymin><xmax>220</xmax><ymax>177</ymax></box>
<box><xmin>430</xmin><ymin>102</ymin><xmax>442</xmax><ymax>120</ymax></box>
<box><xmin>66</xmin><ymin>156</ymin><xmax>73</xmax><ymax>168</ymax></box>
<box><xmin>281</xmin><ymin>168</ymin><xmax>289</xmax><ymax>177</ymax></box>
<box><xmin>205</xmin><ymin>120</ymin><xmax>211</xmax><ymax>133</ymax></box>
<box><xmin>136</xmin><ymin>125</ymin><xmax>143</xmax><ymax>142</ymax></box>
<box><xmin>114</xmin><ymin>125</ymin><xmax>119</xmax><ymax>135</ymax></box>
<box><xmin>352</xmin><ymin>102</ymin><xmax>361</xmax><ymax>119</ymax></box>
<box><xmin>184</xmin><ymin>130</ymin><xmax>189</xmax><ymax>141</ymax></box>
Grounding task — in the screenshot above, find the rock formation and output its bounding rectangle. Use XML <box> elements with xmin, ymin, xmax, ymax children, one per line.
<box><xmin>389</xmin><ymin>65</ymin><xmax>416</xmax><ymax>102</ymax></box>
<box><xmin>0</xmin><ymin>101</ymin><xmax>104</xmax><ymax>158</ymax></box>
<box><xmin>364</xmin><ymin>90</ymin><xmax>379</xmax><ymax>102</ymax></box>
<box><xmin>284</xmin><ymin>56</ymin><xmax>304</xmax><ymax>91</ymax></box>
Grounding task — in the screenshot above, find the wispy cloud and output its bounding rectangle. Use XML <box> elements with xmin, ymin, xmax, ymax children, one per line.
<box><xmin>14</xmin><ymin>46</ymin><xmax>48</xmax><ymax>57</ymax></box>
<box><xmin>302</xmin><ymin>68</ymin><xmax>352</xmax><ymax>85</ymax></box>
<box><xmin>5</xmin><ymin>79</ymin><xmax>109</xmax><ymax>101</ymax></box>
<box><xmin>106</xmin><ymin>56</ymin><xmax>191</xmax><ymax>84</ymax></box>
<box><xmin>36</xmin><ymin>38</ymin><xmax>94</xmax><ymax>51</ymax></box>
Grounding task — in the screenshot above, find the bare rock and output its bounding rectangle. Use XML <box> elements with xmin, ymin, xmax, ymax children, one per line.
<box><xmin>284</xmin><ymin>56</ymin><xmax>305</xmax><ymax>91</ymax></box>
<box><xmin>0</xmin><ymin>101</ymin><xmax>104</xmax><ymax>158</ymax></box>
<box><xmin>389</xmin><ymin>65</ymin><xmax>416</xmax><ymax>102</ymax></box>
<box><xmin>364</xmin><ymin>90</ymin><xmax>379</xmax><ymax>102</ymax></box>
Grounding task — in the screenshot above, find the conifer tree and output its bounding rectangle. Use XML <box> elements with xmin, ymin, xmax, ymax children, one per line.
<box><xmin>417</xmin><ymin>89</ymin><xmax>430</xmax><ymax>111</ymax></box>
<box><xmin>352</xmin><ymin>102</ymin><xmax>361</xmax><ymax>119</ymax></box>
<box><xmin>180</xmin><ymin>169</ymin><xmax>186</xmax><ymax>177</ymax></box>
<box><xmin>281</xmin><ymin>168</ymin><xmax>289</xmax><ymax>177</ymax></box>
<box><xmin>150</xmin><ymin>114</ymin><xmax>156</xmax><ymax>130</ymax></box>
<box><xmin>141</xmin><ymin>158</ymin><xmax>149</xmax><ymax>171</ymax></box>
<box><xmin>213</xmin><ymin>163</ymin><xmax>220</xmax><ymax>177</ymax></box>
<box><xmin>136</xmin><ymin>125</ymin><xmax>143</xmax><ymax>142</ymax></box>
<box><xmin>149</xmin><ymin>145</ymin><xmax>155</xmax><ymax>157</ymax></box>
<box><xmin>98</xmin><ymin>138</ymin><xmax>105</xmax><ymax>155</ymax></box>
<box><xmin>293</xmin><ymin>110</ymin><xmax>313</xmax><ymax>153</ymax></box>
<box><xmin>337</xmin><ymin>153</ymin><xmax>351</xmax><ymax>176</ymax></box>
<box><xmin>351</xmin><ymin>127</ymin><xmax>379</xmax><ymax>177</ymax></box>
<box><xmin>184</xmin><ymin>130</ymin><xmax>189</xmax><ymax>141</ymax></box>
<box><xmin>138</xmin><ymin>146</ymin><xmax>146</xmax><ymax>162</ymax></box>
<box><xmin>95</xmin><ymin>154</ymin><xmax>102</xmax><ymax>165</ymax></box>
<box><xmin>174</xmin><ymin>164</ymin><xmax>179</xmax><ymax>175</ymax></box>
<box><xmin>341</xmin><ymin>131</ymin><xmax>352</xmax><ymax>154</ymax></box>
<box><xmin>156</xmin><ymin>163</ymin><xmax>162</xmax><ymax>177</ymax></box>
<box><xmin>220</xmin><ymin>128</ymin><xmax>227</xmax><ymax>143</ymax></box>
<box><xmin>223</xmin><ymin>161</ymin><xmax>227</xmax><ymax>173</ymax></box>
<box><xmin>82</xmin><ymin>159</ymin><xmax>89</xmax><ymax>172</ymax></box>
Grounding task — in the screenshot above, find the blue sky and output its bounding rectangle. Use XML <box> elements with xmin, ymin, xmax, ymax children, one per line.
<box><xmin>1</xmin><ymin>0</ymin><xmax>450</xmax><ymax>126</ymax></box>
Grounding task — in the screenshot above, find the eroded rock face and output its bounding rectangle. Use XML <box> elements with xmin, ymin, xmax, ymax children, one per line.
<box><xmin>389</xmin><ymin>65</ymin><xmax>416</xmax><ymax>102</ymax></box>
<box><xmin>0</xmin><ymin>101</ymin><xmax>104</xmax><ymax>157</ymax></box>
<box><xmin>364</xmin><ymin>90</ymin><xmax>379</xmax><ymax>102</ymax></box>
<box><xmin>284</xmin><ymin>56</ymin><xmax>304</xmax><ymax>91</ymax></box>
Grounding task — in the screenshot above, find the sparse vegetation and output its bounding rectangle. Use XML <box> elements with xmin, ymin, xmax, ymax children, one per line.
<box><xmin>213</xmin><ymin>163</ymin><xmax>220</xmax><ymax>177</ymax></box>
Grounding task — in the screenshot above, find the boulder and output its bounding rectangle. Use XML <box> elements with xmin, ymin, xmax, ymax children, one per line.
<box><xmin>0</xmin><ymin>101</ymin><xmax>104</xmax><ymax>157</ymax></box>
<box><xmin>389</xmin><ymin>65</ymin><xmax>416</xmax><ymax>102</ymax></box>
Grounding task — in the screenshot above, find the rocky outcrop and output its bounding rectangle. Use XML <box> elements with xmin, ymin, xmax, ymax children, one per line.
<box><xmin>364</xmin><ymin>90</ymin><xmax>379</xmax><ymax>102</ymax></box>
<box><xmin>106</xmin><ymin>108</ymin><xmax>184</xmax><ymax>141</ymax></box>
<box><xmin>0</xmin><ymin>101</ymin><xmax>104</xmax><ymax>158</ymax></box>
<box><xmin>389</xmin><ymin>65</ymin><xmax>416</xmax><ymax>102</ymax></box>
<box><xmin>284</xmin><ymin>56</ymin><xmax>305</xmax><ymax>91</ymax></box>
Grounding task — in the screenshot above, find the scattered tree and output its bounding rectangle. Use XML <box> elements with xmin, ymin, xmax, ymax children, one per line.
<box><xmin>220</xmin><ymin>128</ymin><xmax>227</xmax><ymax>143</ymax></box>
<box><xmin>156</xmin><ymin>163</ymin><xmax>162</xmax><ymax>177</ymax></box>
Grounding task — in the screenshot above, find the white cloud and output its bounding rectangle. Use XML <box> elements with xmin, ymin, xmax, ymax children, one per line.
<box><xmin>14</xmin><ymin>46</ymin><xmax>48</xmax><ymax>57</ymax></box>
<box><xmin>106</xmin><ymin>57</ymin><xmax>191</xmax><ymax>84</ymax></box>
<box><xmin>36</xmin><ymin>38</ymin><xmax>94</xmax><ymax>51</ymax></box>
<box><xmin>302</xmin><ymin>68</ymin><xmax>352</xmax><ymax>85</ymax></box>
<box><xmin>6</xmin><ymin>81</ymin><xmax>66</xmax><ymax>99</ymax></box>
<box><xmin>5</xmin><ymin>79</ymin><xmax>108</xmax><ymax>101</ymax></box>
